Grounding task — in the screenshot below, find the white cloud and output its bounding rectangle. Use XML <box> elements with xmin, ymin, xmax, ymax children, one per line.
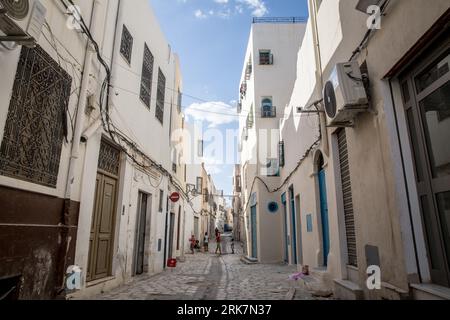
<box><xmin>214</xmin><ymin>0</ymin><xmax>229</xmax><ymax>3</ymax></box>
<box><xmin>194</xmin><ymin>9</ymin><xmax>207</xmax><ymax>19</ymax></box>
<box><xmin>237</xmin><ymin>0</ymin><xmax>268</xmax><ymax>17</ymax></box>
<box><xmin>184</xmin><ymin>101</ymin><xmax>237</xmax><ymax>128</ymax></box>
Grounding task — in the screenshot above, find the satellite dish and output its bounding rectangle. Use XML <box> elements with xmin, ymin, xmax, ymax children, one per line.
<box><xmin>323</xmin><ymin>81</ymin><xmax>337</xmax><ymax>119</ymax></box>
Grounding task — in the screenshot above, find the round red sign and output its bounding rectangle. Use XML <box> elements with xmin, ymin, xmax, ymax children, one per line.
<box><xmin>169</xmin><ymin>192</ymin><xmax>180</xmax><ymax>203</ymax></box>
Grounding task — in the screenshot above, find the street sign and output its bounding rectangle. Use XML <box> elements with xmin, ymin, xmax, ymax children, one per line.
<box><xmin>169</xmin><ymin>192</ymin><xmax>180</xmax><ymax>203</ymax></box>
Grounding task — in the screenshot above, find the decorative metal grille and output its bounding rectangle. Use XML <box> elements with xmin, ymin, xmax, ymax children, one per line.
<box><xmin>140</xmin><ymin>43</ymin><xmax>153</xmax><ymax>108</ymax></box>
<box><xmin>98</xmin><ymin>140</ymin><xmax>121</xmax><ymax>177</ymax></box>
<box><xmin>155</xmin><ymin>68</ymin><xmax>166</xmax><ymax>124</ymax></box>
<box><xmin>120</xmin><ymin>24</ymin><xmax>133</xmax><ymax>64</ymax></box>
<box><xmin>0</xmin><ymin>45</ymin><xmax>71</xmax><ymax>188</ymax></box>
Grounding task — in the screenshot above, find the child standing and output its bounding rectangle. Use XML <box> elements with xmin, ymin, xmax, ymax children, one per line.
<box><xmin>203</xmin><ymin>232</ymin><xmax>209</xmax><ymax>253</ymax></box>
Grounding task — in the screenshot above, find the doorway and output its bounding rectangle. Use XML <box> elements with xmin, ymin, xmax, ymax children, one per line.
<box><xmin>194</xmin><ymin>217</ymin><xmax>199</xmax><ymax>240</ymax></box>
<box><xmin>168</xmin><ymin>212</ymin><xmax>175</xmax><ymax>259</ymax></box>
<box><xmin>134</xmin><ymin>192</ymin><xmax>150</xmax><ymax>276</ymax></box>
<box><xmin>401</xmin><ymin>40</ymin><xmax>450</xmax><ymax>287</ymax></box>
<box><xmin>87</xmin><ymin>139</ymin><xmax>120</xmax><ymax>282</ymax></box>
<box><xmin>282</xmin><ymin>193</ymin><xmax>289</xmax><ymax>263</ymax></box>
<box><xmin>289</xmin><ymin>186</ymin><xmax>298</xmax><ymax>265</ymax></box>
<box><xmin>251</xmin><ymin>205</ymin><xmax>258</xmax><ymax>259</ymax></box>
<box><xmin>318</xmin><ymin>153</ymin><xmax>330</xmax><ymax>267</ymax></box>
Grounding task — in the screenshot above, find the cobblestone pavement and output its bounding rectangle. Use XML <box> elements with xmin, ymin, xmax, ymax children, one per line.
<box><xmin>92</xmin><ymin>238</ymin><xmax>317</xmax><ymax>300</ymax></box>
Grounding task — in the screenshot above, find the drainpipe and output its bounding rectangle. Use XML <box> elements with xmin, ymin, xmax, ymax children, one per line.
<box><xmin>309</xmin><ymin>0</ymin><xmax>329</xmax><ymax>157</ymax></box>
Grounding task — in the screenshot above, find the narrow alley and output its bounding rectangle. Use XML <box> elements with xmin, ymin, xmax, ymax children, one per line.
<box><xmin>1</xmin><ymin>0</ymin><xmax>449</xmax><ymax>306</ymax></box>
<box><xmin>89</xmin><ymin>236</ymin><xmax>318</xmax><ymax>301</ymax></box>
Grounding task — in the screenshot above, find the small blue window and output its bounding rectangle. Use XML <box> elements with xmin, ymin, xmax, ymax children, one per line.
<box><xmin>307</xmin><ymin>214</ymin><xmax>313</xmax><ymax>233</ymax></box>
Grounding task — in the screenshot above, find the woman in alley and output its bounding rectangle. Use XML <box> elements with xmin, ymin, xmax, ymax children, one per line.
<box><xmin>215</xmin><ymin>231</ymin><xmax>222</xmax><ymax>256</ymax></box>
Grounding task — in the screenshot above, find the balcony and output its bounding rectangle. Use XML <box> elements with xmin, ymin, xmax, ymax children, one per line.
<box><xmin>245</xmin><ymin>62</ymin><xmax>252</xmax><ymax>80</ymax></box>
<box><xmin>237</xmin><ymin>101</ymin><xmax>242</xmax><ymax>114</ymax></box>
<box><xmin>252</xmin><ymin>17</ymin><xmax>307</xmax><ymax>24</ymax></box>
<box><xmin>240</xmin><ymin>82</ymin><xmax>247</xmax><ymax>100</ymax></box>
<box><xmin>261</xmin><ymin>106</ymin><xmax>276</xmax><ymax>118</ymax></box>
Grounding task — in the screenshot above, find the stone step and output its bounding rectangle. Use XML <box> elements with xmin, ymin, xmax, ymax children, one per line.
<box><xmin>296</xmin><ymin>273</ymin><xmax>334</xmax><ymax>298</ymax></box>
<box><xmin>334</xmin><ymin>279</ymin><xmax>364</xmax><ymax>300</ymax></box>
<box><xmin>240</xmin><ymin>256</ymin><xmax>259</xmax><ymax>265</ymax></box>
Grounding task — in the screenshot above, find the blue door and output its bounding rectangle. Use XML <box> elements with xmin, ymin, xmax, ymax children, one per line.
<box><xmin>289</xmin><ymin>187</ymin><xmax>297</xmax><ymax>265</ymax></box>
<box><xmin>281</xmin><ymin>193</ymin><xmax>288</xmax><ymax>263</ymax></box>
<box><xmin>251</xmin><ymin>206</ymin><xmax>258</xmax><ymax>259</ymax></box>
<box><xmin>319</xmin><ymin>170</ymin><xmax>330</xmax><ymax>266</ymax></box>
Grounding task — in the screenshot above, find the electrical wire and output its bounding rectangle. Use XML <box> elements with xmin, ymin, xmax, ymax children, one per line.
<box><xmin>240</xmin><ymin>100</ymin><xmax>323</xmax><ymax>215</ymax></box>
<box><xmin>349</xmin><ymin>0</ymin><xmax>392</xmax><ymax>61</ymax></box>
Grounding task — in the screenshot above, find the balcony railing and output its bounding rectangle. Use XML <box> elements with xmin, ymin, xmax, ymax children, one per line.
<box><xmin>252</xmin><ymin>17</ymin><xmax>307</xmax><ymax>24</ymax></box>
<box><xmin>261</xmin><ymin>106</ymin><xmax>276</xmax><ymax>118</ymax></box>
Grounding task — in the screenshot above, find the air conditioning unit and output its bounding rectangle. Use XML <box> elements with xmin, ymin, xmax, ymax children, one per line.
<box><xmin>0</xmin><ymin>0</ymin><xmax>46</xmax><ymax>46</ymax></box>
<box><xmin>323</xmin><ymin>61</ymin><xmax>369</xmax><ymax>126</ymax></box>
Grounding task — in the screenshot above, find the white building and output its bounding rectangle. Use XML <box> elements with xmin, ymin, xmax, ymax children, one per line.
<box><xmin>66</xmin><ymin>0</ymin><xmax>190</xmax><ymax>298</ymax></box>
<box><xmin>238</xmin><ymin>18</ymin><xmax>306</xmax><ymax>263</ymax></box>
<box><xmin>280</xmin><ymin>0</ymin><xmax>450</xmax><ymax>300</ymax></box>
<box><xmin>0</xmin><ymin>0</ymin><xmax>190</xmax><ymax>299</ymax></box>
<box><xmin>0</xmin><ymin>0</ymin><xmax>116</xmax><ymax>299</ymax></box>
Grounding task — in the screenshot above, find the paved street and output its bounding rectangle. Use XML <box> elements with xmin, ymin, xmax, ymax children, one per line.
<box><xmin>92</xmin><ymin>238</ymin><xmax>317</xmax><ymax>300</ymax></box>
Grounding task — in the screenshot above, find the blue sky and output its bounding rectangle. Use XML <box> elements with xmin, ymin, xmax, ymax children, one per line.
<box><xmin>149</xmin><ymin>0</ymin><xmax>309</xmax><ymax>202</ymax></box>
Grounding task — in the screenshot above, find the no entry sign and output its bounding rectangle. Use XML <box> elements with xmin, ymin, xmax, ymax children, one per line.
<box><xmin>169</xmin><ymin>192</ymin><xmax>180</xmax><ymax>203</ymax></box>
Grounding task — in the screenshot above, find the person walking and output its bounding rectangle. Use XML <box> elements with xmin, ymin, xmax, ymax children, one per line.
<box><xmin>189</xmin><ymin>235</ymin><xmax>196</xmax><ymax>254</ymax></box>
<box><xmin>215</xmin><ymin>231</ymin><xmax>222</xmax><ymax>256</ymax></box>
<box><xmin>203</xmin><ymin>232</ymin><xmax>209</xmax><ymax>253</ymax></box>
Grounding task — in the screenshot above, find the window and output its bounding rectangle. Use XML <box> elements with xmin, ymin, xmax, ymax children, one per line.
<box><xmin>120</xmin><ymin>25</ymin><xmax>133</xmax><ymax>64</ymax></box>
<box><xmin>140</xmin><ymin>44</ymin><xmax>154</xmax><ymax>108</ymax></box>
<box><xmin>196</xmin><ymin>177</ymin><xmax>203</xmax><ymax>193</ymax></box>
<box><xmin>263</xmin><ymin>159</ymin><xmax>280</xmax><ymax>177</ymax></box>
<box><xmin>158</xmin><ymin>189</ymin><xmax>164</xmax><ymax>212</ymax></box>
<box><xmin>198</xmin><ymin>140</ymin><xmax>204</xmax><ymax>157</ymax></box>
<box><xmin>0</xmin><ymin>45</ymin><xmax>71</xmax><ymax>188</ymax></box>
<box><xmin>155</xmin><ymin>68</ymin><xmax>166</xmax><ymax>124</ymax></box>
<box><xmin>279</xmin><ymin>141</ymin><xmax>285</xmax><ymax>167</ymax></box>
<box><xmin>172</xmin><ymin>150</ymin><xmax>178</xmax><ymax>173</ymax></box>
<box><xmin>259</xmin><ymin>50</ymin><xmax>273</xmax><ymax>65</ymax></box>
<box><xmin>235</xmin><ymin>175</ymin><xmax>242</xmax><ymax>192</ymax></box>
<box><xmin>204</xmin><ymin>189</ymin><xmax>209</xmax><ymax>203</ymax></box>
<box><xmin>262</xmin><ymin>98</ymin><xmax>276</xmax><ymax>118</ymax></box>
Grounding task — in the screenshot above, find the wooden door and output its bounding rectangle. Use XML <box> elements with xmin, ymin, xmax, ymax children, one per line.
<box><xmin>319</xmin><ymin>170</ymin><xmax>330</xmax><ymax>267</ymax></box>
<box><xmin>87</xmin><ymin>139</ymin><xmax>120</xmax><ymax>282</ymax></box>
<box><xmin>87</xmin><ymin>173</ymin><xmax>118</xmax><ymax>281</ymax></box>
<box><xmin>251</xmin><ymin>205</ymin><xmax>258</xmax><ymax>259</ymax></box>
<box><xmin>134</xmin><ymin>192</ymin><xmax>148</xmax><ymax>276</ymax></box>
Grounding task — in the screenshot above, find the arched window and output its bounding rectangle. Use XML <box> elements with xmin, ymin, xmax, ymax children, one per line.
<box><xmin>261</xmin><ymin>98</ymin><xmax>275</xmax><ymax>118</ymax></box>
